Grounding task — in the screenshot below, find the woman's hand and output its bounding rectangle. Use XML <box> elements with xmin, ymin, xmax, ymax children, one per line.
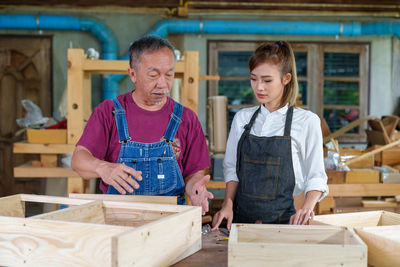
<box><xmin>289</xmin><ymin>208</ymin><xmax>314</xmax><ymax>225</ymax></box>
<box><xmin>212</xmin><ymin>202</ymin><xmax>234</xmax><ymax>231</ymax></box>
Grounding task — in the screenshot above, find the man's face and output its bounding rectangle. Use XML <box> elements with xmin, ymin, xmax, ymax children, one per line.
<box><xmin>128</xmin><ymin>47</ymin><xmax>175</xmax><ymax>106</ymax></box>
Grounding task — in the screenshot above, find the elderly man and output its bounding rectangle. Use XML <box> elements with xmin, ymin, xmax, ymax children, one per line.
<box><xmin>71</xmin><ymin>36</ymin><xmax>213</xmax><ymax>214</ymax></box>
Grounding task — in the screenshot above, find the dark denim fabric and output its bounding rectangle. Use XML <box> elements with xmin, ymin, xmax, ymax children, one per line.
<box><xmin>234</xmin><ymin>106</ymin><xmax>296</xmax><ymax>224</ymax></box>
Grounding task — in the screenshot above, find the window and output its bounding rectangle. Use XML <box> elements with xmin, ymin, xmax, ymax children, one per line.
<box><xmin>208</xmin><ymin>41</ymin><xmax>369</xmax><ymax>143</ymax></box>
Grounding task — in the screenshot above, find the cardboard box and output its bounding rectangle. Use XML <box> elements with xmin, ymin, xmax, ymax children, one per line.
<box><xmin>228</xmin><ymin>224</ymin><xmax>367</xmax><ymax>266</ymax></box>
<box><xmin>27</xmin><ymin>129</ymin><xmax>67</xmax><ymax>144</ymax></box>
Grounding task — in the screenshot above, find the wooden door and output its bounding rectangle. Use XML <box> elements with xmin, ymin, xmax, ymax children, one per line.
<box><xmin>0</xmin><ymin>36</ymin><xmax>51</xmax><ymax>197</ymax></box>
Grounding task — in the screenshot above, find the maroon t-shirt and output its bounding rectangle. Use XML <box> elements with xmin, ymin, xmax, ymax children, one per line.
<box><xmin>76</xmin><ymin>92</ymin><xmax>210</xmax><ymax>193</ymax></box>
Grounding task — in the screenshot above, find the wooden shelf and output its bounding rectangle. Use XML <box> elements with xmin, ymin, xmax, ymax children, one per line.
<box><xmin>14</xmin><ymin>162</ymin><xmax>78</xmax><ymax>178</ymax></box>
<box><xmin>328</xmin><ymin>184</ymin><xmax>400</xmax><ymax>197</ymax></box>
<box><xmin>206</xmin><ymin>180</ymin><xmax>226</xmax><ymax>189</ymax></box>
<box><xmin>13</xmin><ymin>142</ymin><xmax>75</xmax><ymax>154</ymax></box>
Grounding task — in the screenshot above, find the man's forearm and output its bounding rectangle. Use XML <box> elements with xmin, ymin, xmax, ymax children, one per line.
<box><xmin>71</xmin><ymin>146</ymin><xmax>105</xmax><ymax>179</ymax></box>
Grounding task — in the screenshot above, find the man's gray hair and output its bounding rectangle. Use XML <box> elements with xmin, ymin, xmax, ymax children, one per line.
<box><xmin>129</xmin><ymin>35</ymin><xmax>175</xmax><ymax>69</ymax></box>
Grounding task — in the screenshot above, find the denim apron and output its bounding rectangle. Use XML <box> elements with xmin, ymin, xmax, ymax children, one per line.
<box><xmin>234</xmin><ymin>106</ymin><xmax>296</xmax><ymax>224</ymax></box>
<box><xmin>107</xmin><ymin>98</ymin><xmax>186</xmax><ymax>204</ymax></box>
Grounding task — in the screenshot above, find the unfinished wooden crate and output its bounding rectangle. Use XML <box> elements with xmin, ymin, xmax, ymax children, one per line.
<box><xmin>355</xmin><ymin>225</ymin><xmax>400</xmax><ymax>267</ymax></box>
<box><xmin>228</xmin><ymin>224</ymin><xmax>367</xmax><ymax>267</ymax></box>
<box><xmin>311</xmin><ymin>210</ymin><xmax>400</xmax><ymax>227</ymax></box>
<box><xmin>0</xmin><ymin>194</ymin><xmax>201</xmax><ymax>266</ymax></box>
<box><xmin>311</xmin><ymin>211</ymin><xmax>400</xmax><ymax>267</ymax></box>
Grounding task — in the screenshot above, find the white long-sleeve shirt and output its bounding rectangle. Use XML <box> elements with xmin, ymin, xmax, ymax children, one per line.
<box><xmin>223</xmin><ymin>104</ymin><xmax>329</xmax><ymax>200</ymax></box>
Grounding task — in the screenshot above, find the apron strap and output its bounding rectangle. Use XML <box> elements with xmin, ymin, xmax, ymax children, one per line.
<box><xmin>163</xmin><ymin>101</ymin><xmax>183</xmax><ymax>143</ymax></box>
<box><xmin>244</xmin><ymin>106</ymin><xmax>261</xmax><ymax>132</ymax></box>
<box><xmin>112</xmin><ymin>98</ymin><xmax>131</xmax><ymax>143</ymax></box>
<box><xmin>283</xmin><ymin>106</ymin><xmax>294</xmax><ymax>137</ymax></box>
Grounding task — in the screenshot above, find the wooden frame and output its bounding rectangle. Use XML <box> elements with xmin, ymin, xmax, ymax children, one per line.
<box><xmin>0</xmin><ymin>194</ymin><xmax>201</xmax><ymax>266</ymax></box>
<box><xmin>355</xmin><ymin>225</ymin><xmax>400</xmax><ymax>267</ymax></box>
<box><xmin>13</xmin><ymin>48</ymin><xmax>203</xmax><ymax>194</ymax></box>
<box><xmin>311</xmin><ymin>210</ymin><xmax>400</xmax><ymax>227</ymax></box>
<box><xmin>311</xmin><ymin>211</ymin><xmax>400</xmax><ymax>266</ymax></box>
<box><xmin>228</xmin><ymin>223</ymin><xmax>367</xmax><ymax>266</ymax></box>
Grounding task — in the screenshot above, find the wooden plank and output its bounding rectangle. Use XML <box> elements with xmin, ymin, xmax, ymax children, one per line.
<box><xmin>228</xmin><ymin>224</ymin><xmax>366</xmax><ymax>266</ymax></box>
<box><xmin>206</xmin><ymin>181</ymin><xmax>226</xmax><ymax>189</ymax></box>
<box><xmin>328</xmin><ymin>184</ymin><xmax>400</xmax><ymax>197</ymax></box>
<box><xmin>312</xmin><ymin>211</ymin><xmax>383</xmax><ymax>227</ymax></box>
<box><xmin>312</xmin><ymin>211</ymin><xmax>400</xmax><ymax>228</ymax></box>
<box><xmin>68</xmin><ymin>177</ymin><xmax>84</xmax><ymax>194</ymax></box>
<box><xmin>83</xmin><ymin>59</ymin><xmax>129</xmax><ymax>74</ymax></box>
<box><xmin>0</xmin><ymin>194</ymin><xmax>24</xmax><ymax>217</ymax></box>
<box><xmin>20</xmin><ymin>194</ymin><xmax>92</xmax><ymax>206</ymax></box>
<box><xmin>113</xmin><ymin>206</ymin><xmax>202</xmax><ymax>266</ymax></box>
<box><xmin>13</xmin><ymin>142</ymin><xmax>75</xmax><ymax>154</ymax></box>
<box><xmin>345</xmin><ymin>170</ymin><xmax>380</xmax><ymax>184</ymax></box>
<box><xmin>339</xmin><ymin>139</ymin><xmax>400</xmax><ymax>168</ymax></box>
<box><xmin>362</xmin><ymin>200</ymin><xmax>398</xmax><ymax>208</ymax></box>
<box><xmin>40</xmin><ymin>154</ymin><xmax>57</xmax><ymax>167</ymax></box>
<box><xmin>317</xmin><ymin>196</ymin><xmax>335</xmax><ymax>214</ymax></box>
<box><xmin>181</xmin><ymin>51</ymin><xmax>199</xmax><ymax>113</ymax></box>
<box><xmin>32</xmin><ymin>201</ymin><xmax>105</xmax><ymax>224</ymax></box>
<box><xmin>69</xmin><ymin>193</ymin><xmax>177</xmax><ymax>205</ymax></box>
<box><xmin>380</xmin><ymin>211</ymin><xmax>400</xmax><ymax>225</ymax></box>
<box><xmin>0</xmin><ymin>216</ymin><xmax>129</xmax><ymax>267</ymax></box>
<box><xmin>14</xmin><ymin>162</ymin><xmax>78</xmax><ymax>177</ymax></box>
<box><xmin>355</xmin><ymin>225</ymin><xmax>400</xmax><ymax>267</ymax></box>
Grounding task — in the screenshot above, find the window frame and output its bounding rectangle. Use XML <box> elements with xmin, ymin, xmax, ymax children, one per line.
<box><xmin>207</xmin><ymin>40</ymin><xmax>370</xmax><ymax>143</ymax></box>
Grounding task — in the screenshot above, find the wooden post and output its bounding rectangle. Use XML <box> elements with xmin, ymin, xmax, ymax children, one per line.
<box><xmin>67</xmin><ymin>49</ymin><xmax>86</xmax><ymax>194</ymax></box>
<box><xmin>181</xmin><ymin>51</ymin><xmax>199</xmax><ymax>113</ymax></box>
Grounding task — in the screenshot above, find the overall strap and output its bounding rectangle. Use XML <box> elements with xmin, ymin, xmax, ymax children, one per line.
<box><xmin>283</xmin><ymin>106</ymin><xmax>294</xmax><ymax>137</ymax></box>
<box><xmin>244</xmin><ymin>106</ymin><xmax>261</xmax><ymax>132</ymax></box>
<box><xmin>163</xmin><ymin>101</ymin><xmax>183</xmax><ymax>143</ymax></box>
<box><xmin>112</xmin><ymin>98</ymin><xmax>131</xmax><ymax>143</ymax></box>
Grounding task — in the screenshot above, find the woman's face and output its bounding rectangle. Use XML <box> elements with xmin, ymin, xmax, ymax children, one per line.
<box><xmin>250</xmin><ymin>61</ymin><xmax>291</xmax><ymax>112</ymax></box>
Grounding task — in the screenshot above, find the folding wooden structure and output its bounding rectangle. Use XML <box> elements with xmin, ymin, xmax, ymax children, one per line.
<box><xmin>0</xmin><ymin>194</ymin><xmax>201</xmax><ymax>266</ymax></box>
<box><xmin>228</xmin><ymin>224</ymin><xmax>367</xmax><ymax>267</ymax></box>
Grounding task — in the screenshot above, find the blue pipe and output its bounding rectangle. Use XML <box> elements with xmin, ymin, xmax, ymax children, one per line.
<box><xmin>111</xmin><ymin>19</ymin><xmax>399</xmax><ymax>85</ymax></box>
<box><xmin>0</xmin><ymin>14</ymin><xmax>119</xmax><ymax>99</ymax></box>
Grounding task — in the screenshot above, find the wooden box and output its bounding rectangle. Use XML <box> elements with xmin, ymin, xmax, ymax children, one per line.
<box><xmin>228</xmin><ymin>224</ymin><xmax>367</xmax><ymax>266</ymax></box>
<box><xmin>27</xmin><ymin>129</ymin><xmax>67</xmax><ymax>144</ymax></box>
<box><xmin>0</xmin><ymin>194</ymin><xmax>201</xmax><ymax>266</ymax></box>
<box><xmin>311</xmin><ymin>211</ymin><xmax>400</xmax><ymax>267</ymax></box>
<box><xmin>356</xmin><ymin>225</ymin><xmax>400</xmax><ymax>267</ymax></box>
<box><xmin>311</xmin><ymin>210</ymin><xmax>400</xmax><ymax>227</ymax></box>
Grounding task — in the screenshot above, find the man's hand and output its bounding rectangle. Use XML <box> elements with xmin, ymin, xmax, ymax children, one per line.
<box><xmin>187</xmin><ymin>174</ymin><xmax>214</xmax><ymax>215</ymax></box>
<box><xmin>96</xmin><ymin>162</ymin><xmax>142</xmax><ymax>194</ymax></box>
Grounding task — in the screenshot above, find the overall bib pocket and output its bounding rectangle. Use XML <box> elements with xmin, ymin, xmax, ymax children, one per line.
<box><xmin>241</xmin><ymin>154</ymin><xmax>280</xmax><ymax>199</ymax></box>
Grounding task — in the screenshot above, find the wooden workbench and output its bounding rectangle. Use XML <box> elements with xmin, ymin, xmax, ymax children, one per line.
<box><xmin>173</xmin><ymin>230</ymin><xmax>228</xmax><ymax>267</ymax></box>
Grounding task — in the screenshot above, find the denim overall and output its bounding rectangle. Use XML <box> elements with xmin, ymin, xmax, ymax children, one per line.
<box><xmin>107</xmin><ymin>98</ymin><xmax>186</xmax><ymax>204</ymax></box>
<box><xmin>234</xmin><ymin>106</ymin><xmax>296</xmax><ymax>224</ymax></box>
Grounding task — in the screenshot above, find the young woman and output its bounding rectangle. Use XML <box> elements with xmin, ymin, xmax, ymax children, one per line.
<box><xmin>212</xmin><ymin>41</ymin><xmax>328</xmax><ymax>230</ymax></box>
